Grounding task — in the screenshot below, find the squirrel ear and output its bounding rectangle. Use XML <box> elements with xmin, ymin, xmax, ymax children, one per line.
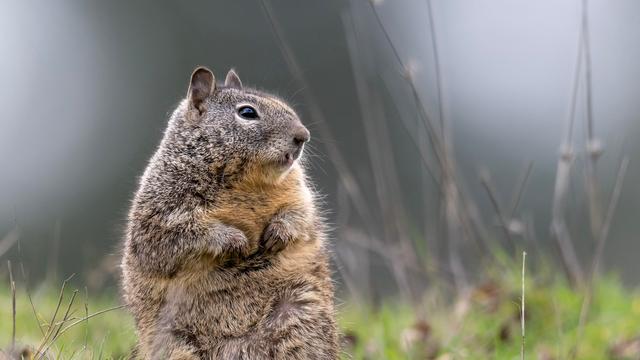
<box><xmin>188</xmin><ymin>66</ymin><xmax>215</xmax><ymax>113</ymax></box>
<box><xmin>224</xmin><ymin>69</ymin><xmax>243</xmax><ymax>89</ymax></box>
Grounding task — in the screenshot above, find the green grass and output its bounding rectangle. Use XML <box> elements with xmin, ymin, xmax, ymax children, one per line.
<box><xmin>0</xmin><ymin>284</ymin><xmax>135</xmax><ymax>359</ymax></box>
<box><xmin>340</xmin><ymin>273</ymin><xmax>640</xmax><ymax>359</ymax></box>
<box><xmin>2</xmin><ymin>272</ymin><xmax>640</xmax><ymax>359</ymax></box>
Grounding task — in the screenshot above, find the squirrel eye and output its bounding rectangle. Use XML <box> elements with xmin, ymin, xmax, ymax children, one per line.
<box><xmin>237</xmin><ymin>105</ymin><xmax>259</xmax><ymax>120</ymax></box>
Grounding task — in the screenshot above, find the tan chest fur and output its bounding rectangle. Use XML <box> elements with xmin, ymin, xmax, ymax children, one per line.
<box><xmin>205</xmin><ymin>166</ymin><xmax>307</xmax><ymax>244</ymax></box>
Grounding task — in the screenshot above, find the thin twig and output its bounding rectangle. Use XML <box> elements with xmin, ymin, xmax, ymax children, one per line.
<box><xmin>426</xmin><ymin>0</ymin><xmax>486</xmax><ymax>287</ymax></box>
<box><xmin>479</xmin><ymin>170</ymin><xmax>515</xmax><ymax>248</ymax></box>
<box><xmin>509</xmin><ymin>161</ymin><xmax>534</xmax><ymax>218</ymax></box>
<box><xmin>367</xmin><ymin>0</ymin><xmax>446</xmax><ymax>168</ymax></box>
<box><xmin>369</xmin><ymin>1</ymin><xmax>472</xmax><ymax>292</ymax></box>
<box><xmin>19</xmin><ymin>265</ymin><xmax>46</xmax><ymax>337</ymax></box>
<box><xmin>521</xmin><ymin>251</ymin><xmax>527</xmax><ymax>360</ymax></box>
<box><xmin>56</xmin><ymin>305</ymin><xmax>125</xmax><ymax>337</ymax></box>
<box><xmin>0</xmin><ymin>228</ymin><xmax>20</xmax><ymax>258</ymax></box>
<box><xmin>8</xmin><ymin>260</ymin><xmax>16</xmax><ymax>350</ymax></box>
<box><xmin>551</xmin><ymin>152</ymin><xmax>584</xmax><ymax>286</ymax></box>
<box><xmin>84</xmin><ymin>287</ymin><xmax>89</xmax><ymax>349</ymax></box>
<box><xmin>573</xmin><ymin>156</ymin><xmax>628</xmax><ymax>358</ymax></box>
<box><xmin>366</xmin><ymin>0</ymin><xmax>476</xmax><ymax>291</ymax></box>
<box><xmin>39</xmin><ymin>290</ymin><xmax>79</xmax><ymax>357</ymax></box>
<box><xmin>27</xmin><ymin>290</ymin><xmax>46</xmax><ymax>336</ymax></box>
<box><xmin>68</xmin><ymin>348</ymin><xmax>80</xmax><ymax>360</ymax></box>
<box><xmin>35</xmin><ymin>273</ymin><xmax>75</xmax><ymax>357</ymax></box>
<box><xmin>582</xmin><ymin>0</ymin><xmax>594</xmax><ymax>143</ymax></box>
<box><xmin>550</xmin><ymin>1</ymin><xmax>587</xmax><ymax>285</ymax></box>
<box><xmin>591</xmin><ymin>157</ymin><xmax>628</xmax><ymax>280</ymax></box>
<box><xmin>54</xmin><ymin>290</ymin><xmax>79</xmax><ymax>339</ymax></box>
<box><xmin>426</xmin><ymin>0</ymin><xmax>445</xmax><ymax>141</ymax></box>
<box><xmin>342</xmin><ymin>228</ymin><xmax>423</xmax><ymax>273</ymax></box>
<box><xmin>378</xmin><ymin>72</ymin><xmax>441</xmax><ymax>188</ymax></box>
<box><xmin>581</xmin><ymin>0</ymin><xmax>603</xmax><ymax>241</ymax></box>
<box><xmin>342</xmin><ymin>8</ymin><xmax>422</xmax><ymax>299</ymax></box>
<box><xmin>57</xmin><ymin>344</ymin><xmax>65</xmax><ymax>360</ymax></box>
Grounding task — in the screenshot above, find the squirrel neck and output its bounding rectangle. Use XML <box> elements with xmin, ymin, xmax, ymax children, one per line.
<box><xmin>139</xmin><ymin>145</ymin><xmax>305</xmax><ymax>212</ymax></box>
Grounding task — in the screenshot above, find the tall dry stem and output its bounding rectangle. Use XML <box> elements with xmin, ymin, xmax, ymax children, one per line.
<box><xmin>580</xmin><ymin>0</ymin><xmax>604</xmax><ymax>240</ymax></box>
<box><xmin>521</xmin><ymin>251</ymin><xmax>527</xmax><ymax>360</ymax></box>
<box><xmin>573</xmin><ymin>156</ymin><xmax>628</xmax><ymax>358</ymax></box>
<box><xmin>550</xmin><ymin>2</ymin><xmax>587</xmax><ymax>286</ymax></box>
<box><xmin>366</xmin><ymin>0</ymin><xmax>483</xmax><ymax>293</ymax></box>
<box><xmin>8</xmin><ymin>260</ymin><xmax>16</xmax><ymax>350</ymax></box>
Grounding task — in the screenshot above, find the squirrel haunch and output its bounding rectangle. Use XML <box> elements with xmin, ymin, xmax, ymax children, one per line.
<box><xmin>121</xmin><ymin>67</ymin><xmax>337</xmax><ymax>359</ymax></box>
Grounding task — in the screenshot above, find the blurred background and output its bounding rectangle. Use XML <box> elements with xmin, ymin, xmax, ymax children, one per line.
<box><xmin>1</xmin><ymin>0</ymin><xmax>639</xmax><ymax>299</ymax></box>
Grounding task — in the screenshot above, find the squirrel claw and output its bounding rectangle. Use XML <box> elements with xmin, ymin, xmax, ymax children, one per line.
<box><xmin>221</xmin><ymin>228</ymin><xmax>251</xmax><ymax>257</ymax></box>
<box><xmin>261</xmin><ymin>220</ymin><xmax>293</xmax><ymax>253</ymax></box>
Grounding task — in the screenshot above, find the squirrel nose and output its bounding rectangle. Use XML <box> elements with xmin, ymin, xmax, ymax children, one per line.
<box><xmin>293</xmin><ymin>126</ymin><xmax>310</xmax><ymax>147</ymax></box>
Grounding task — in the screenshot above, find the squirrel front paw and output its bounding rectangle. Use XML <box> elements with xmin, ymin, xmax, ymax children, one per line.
<box><xmin>261</xmin><ymin>219</ymin><xmax>293</xmax><ymax>253</ymax></box>
<box><xmin>261</xmin><ymin>214</ymin><xmax>309</xmax><ymax>253</ymax></box>
<box><xmin>209</xmin><ymin>225</ymin><xmax>251</xmax><ymax>257</ymax></box>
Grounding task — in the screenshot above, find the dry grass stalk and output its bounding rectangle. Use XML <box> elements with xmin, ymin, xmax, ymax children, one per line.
<box><xmin>426</xmin><ymin>0</ymin><xmax>445</xmax><ymax>141</ymax></box>
<box><xmin>27</xmin><ymin>291</ymin><xmax>45</xmax><ymax>337</ymax></box>
<box><xmin>84</xmin><ymin>287</ymin><xmax>89</xmax><ymax>349</ymax></box>
<box><xmin>509</xmin><ymin>161</ymin><xmax>534</xmax><ymax>219</ymax></box>
<box><xmin>573</xmin><ymin>156</ymin><xmax>629</xmax><ymax>358</ymax></box>
<box><xmin>54</xmin><ymin>305</ymin><xmax>125</xmax><ymax>338</ymax></box>
<box><xmin>551</xmin><ymin>149</ymin><xmax>584</xmax><ymax>286</ymax></box>
<box><xmin>479</xmin><ymin>170</ymin><xmax>516</xmax><ymax>249</ymax></box>
<box><xmin>18</xmin><ymin>257</ymin><xmax>47</xmax><ymax>338</ymax></box>
<box><xmin>38</xmin><ymin>289</ymin><xmax>79</xmax><ymax>358</ymax></box>
<box><xmin>0</xmin><ymin>228</ymin><xmax>20</xmax><ymax>258</ymax></box>
<box><xmin>378</xmin><ymin>76</ymin><xmax>441</xmax><ymax>186</ymax></box>
<box><xmin>4</xmin><ymin>269</ymin><xmax>127</xmax><ymax>360</ymax></box>
<box><xmin>34</xmin><ymin>274</ymin><xmax>74</xmax><ymax>358</ymax></box>
<box><xmin>478</xmin><ymin>164</ymin><xmax>534</xmax><ymax>261</ymax></box>
<box><xmin>365</xmin><ymin>0</ymin><xmax>483</xmax><ymax>293</ymax></box>
<box><xmin>590</xmin><ymin>157</ymin><xmax>628</xmax><ymax>290</ymax></box>
<box><xmin>8</xmin><ymin>261</ymin><xmax>16</xmax><ymax>350</ymax></box>
<box><xmin>580</xmin><ymin>0</ymin><xmax>604</xmax><ymax>241</ymax></box>
<box><xmin>342</xmin><ymin>8</ymin><xmax>422</xmax><ymax>299</ymax></box>
<box><xmin>550</xmin><ymin>0</ymin><xmax>587</xmax><ymax>286</ymax></box>
<box><xmin>521</xmin><ymin>251</ymin><xmax>527</xmax><ymax>360</ymax></box>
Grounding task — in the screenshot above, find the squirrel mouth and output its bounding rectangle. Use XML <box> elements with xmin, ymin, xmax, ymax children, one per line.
<box><xmin>283</xmin><ymin>153</ymin><xmax>295</xmax><ymax>167</ymax></box>
<box><xmin>278</xmin><ymin>147</ymin><xmax>302</xmax><ymax>168</ymax></box>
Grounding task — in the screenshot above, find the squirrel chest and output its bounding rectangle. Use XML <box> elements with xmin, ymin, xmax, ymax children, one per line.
<box><xmin>206</xmin><ymin>168</ymin><xmax>308</xmax><ymax>244</ymax></box>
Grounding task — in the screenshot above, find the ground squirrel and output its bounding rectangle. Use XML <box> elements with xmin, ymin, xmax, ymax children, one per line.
<box><xmin>121</xmin><ymin>67</ymin><xmax>338</xmax><ymax>359</ymax></box>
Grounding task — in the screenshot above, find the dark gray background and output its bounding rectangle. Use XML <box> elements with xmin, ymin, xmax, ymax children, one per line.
<box><xmin>1</xmin><ymin>1</ymin><xmax>638</xmax><ymax>291</ymax></box>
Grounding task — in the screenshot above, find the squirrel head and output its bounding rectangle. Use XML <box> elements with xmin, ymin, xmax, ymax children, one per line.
<box><xmin>162</xmin><ymin>66</ymin><xmax>310</xmax><ymax>186</ymax></box>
